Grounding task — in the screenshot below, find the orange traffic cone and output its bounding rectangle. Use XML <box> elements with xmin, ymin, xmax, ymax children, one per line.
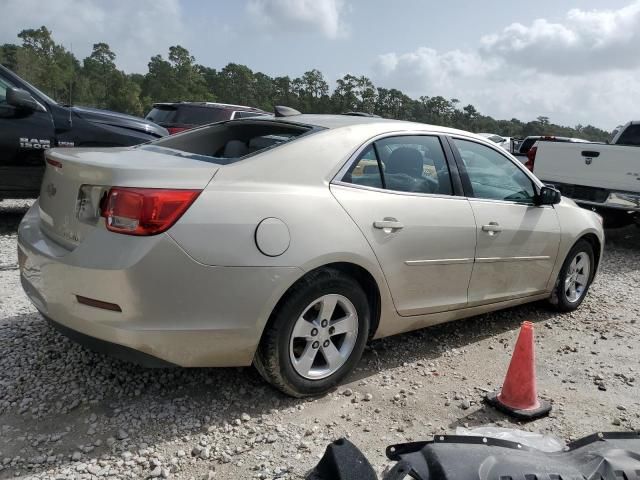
<box><xmin>486</xmin><ymin>321</ymin><xmax>551</xmax><ymax>420</ymax></box>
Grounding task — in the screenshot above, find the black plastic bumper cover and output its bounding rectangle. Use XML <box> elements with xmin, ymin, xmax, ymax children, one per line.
<box><xmin>45</xmin><ymin>315</ymin><xmax>177</xmax><ymax>368</ymax></box>
<box><xmin>308</xmin><ymin>431</ymin><xmax>640</xmax><ymax>480</ymax></box>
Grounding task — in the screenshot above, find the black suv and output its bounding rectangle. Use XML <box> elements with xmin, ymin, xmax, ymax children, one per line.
<box><xmin>145</xmin><ymin>102</ymin><xmax>269</xmax><ymax>134</ymax></box>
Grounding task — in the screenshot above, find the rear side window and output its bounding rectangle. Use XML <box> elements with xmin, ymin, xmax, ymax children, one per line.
<box><xmin>616</xmin><ymin>124</ymin><xmax>640</xmax><ymax>146</ymax></box>
<box><xmin>179</xmin><ymin>106</ymin><xmax>229</xmax><ymax>125</ymax></box>
<box><xmin>140</xmin><ymin>120</ymin><xmax>313</xmax><ymax>165</ymax></box>
<box><xmin>146</xmin><ymin>106</ymin><xmax>177</xmax><ymax>124</ymax></box>
<box><xmin>343</xmin><ymin>135</ymin><xmax>453</xmax><ymax>195</ymax></box>
<box><xmin>348</xmin><ymin>145</ymin><xmax>383</xmax><ymax>189</ymax></box>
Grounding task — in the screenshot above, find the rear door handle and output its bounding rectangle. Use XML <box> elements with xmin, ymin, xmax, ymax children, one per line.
<box><xmin>373</xmin><ymin>219</ymin><xmax>404</xmax><ymax>231</ymax></box>
<box><xmin>482</xmin><ymin>222</ymin><xmax>502</xmax><ymax>234</ymax></box>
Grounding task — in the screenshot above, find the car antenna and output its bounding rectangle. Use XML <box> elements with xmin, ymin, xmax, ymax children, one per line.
<box><xmin>274</xmin><ymin>105</ymin><xmax>301</xmax><ymax>117</ymax></box>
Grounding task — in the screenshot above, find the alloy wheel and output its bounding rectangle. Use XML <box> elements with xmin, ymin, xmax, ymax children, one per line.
<box><xmin>289</xmin><ymin>294</ymin><xmax>359</xmax><ymax>380</ymax></box>
<box><xmin>564</xmin><ymin>251</ymin><xmax>591</xmax><ymax>303</ymax></box>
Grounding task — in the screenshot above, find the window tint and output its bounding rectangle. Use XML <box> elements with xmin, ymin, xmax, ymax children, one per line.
<box><xmin>616</xmin><ymin>124</ymin><xmax>640</xmax><ymax>146</ymax></box>
<box><xmin>146</xmin><ymin>106</ymin><xmax>178</xmax><ymax>123</ymax></box>
<box><xmin>454</xmin><ymin>139</ymin><xmax>535</xmax><ymax>203</ymax></box>
<box><xmin>518</xmin><ymin>137</ymin><xmax>538</xmax><ymax>154</ymax></box>
<box><xmin>376</xmin><ymin>136</ymin><xmax>452</xmax><ymax>195</ymax></box>
<box><xmin>345</xmin><ymin>145</ymin><xmax>383</xmax><ymax>188</ymax></box>
<box><xmin>342</xmin><ymin>136</ymin><xmax>453</xmax><ymax>195</ymax></box>
<box><xmin>234</xmin><ymin>110</ymin><xmax>268</xmax><ymax>119</ymax></box>
<box><xmin>146</xmin><ymin>105</ymin><xmax>231</xmax><ymax>125</ymax></box>
<box><xmin>180</xmin><ymin>106</ymin><xmax>229</xmax><ymax>125</ymax></box>
<box><xmin>0</xmin><ymin>77</ymin><xmax>11</xmax><ymax>104</ymax></box>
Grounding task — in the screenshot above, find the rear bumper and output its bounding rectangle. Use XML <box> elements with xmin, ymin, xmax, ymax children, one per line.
<box><xmin>544</xmin><ymin>181</ymin><xmax>640</xmax><ymax>212</ymax></box>
<box><xmin>43</xmin><ymin>314</ymin><xmax>176</xmax><ymax>367</ymax></box>
<box><xmin>18</xmin><ymin>202</ymin><xmax>302</xmax><ymax>367</ymax></box>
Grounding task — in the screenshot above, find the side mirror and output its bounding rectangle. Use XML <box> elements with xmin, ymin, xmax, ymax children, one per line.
<box><xmin>6</xmin><ymin>87</ymin><xmax>42</xmax><ymax>112</ymax></box>
<box><xmin>537</xmin><ymin>185</ymin><xmax>561</xmax><ymax>206</ymax></box>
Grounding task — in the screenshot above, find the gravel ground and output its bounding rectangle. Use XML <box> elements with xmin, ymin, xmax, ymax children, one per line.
<box><xmin>1</xmin><ymin>198</ymin><xmax>638</xmax><ymax>479</ymax></box>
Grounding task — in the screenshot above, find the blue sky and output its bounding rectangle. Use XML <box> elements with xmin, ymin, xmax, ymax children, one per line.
<box><xmin>2</xmin><ymin>0</ymin><xmax>639</xmax><ymax>129</ymax></box>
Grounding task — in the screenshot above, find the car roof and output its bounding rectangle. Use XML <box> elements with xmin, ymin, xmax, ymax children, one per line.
<box><xmin>152</xmin><ymin>101</ymin><xmax>266</xmax><ymax>112</ymax></box>
<box><xmin>265</xmin><ymin>114</ymin><xmax>475</xmax><ymax>136</ymax></box>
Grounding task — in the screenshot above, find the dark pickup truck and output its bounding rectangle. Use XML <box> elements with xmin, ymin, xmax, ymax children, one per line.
<box><xmin>0</xmin><ymin>64</ymin><xmax>167</xmax><ymax>199</ymax></box>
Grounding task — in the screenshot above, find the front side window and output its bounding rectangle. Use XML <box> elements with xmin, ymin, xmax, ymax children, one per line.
<box><xmin>454</xmin><ymin>138</ymin><xmax>535</xmax><ymax>203</ymax></box>
<box><xmin>342</xmin><ymin>135</ymin><xmax>453</xmax><ymax>195</ymax></box>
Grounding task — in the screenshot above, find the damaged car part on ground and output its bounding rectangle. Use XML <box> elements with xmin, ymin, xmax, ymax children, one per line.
<box><xmin>307</xmin><ymin>431</ymin><xmax>640</xmax><ymax>480</ymax></box>
<box><xmin>17</xmin><ymin>111</ymin><xmax>604</xmax><ymax>397</ymax></box>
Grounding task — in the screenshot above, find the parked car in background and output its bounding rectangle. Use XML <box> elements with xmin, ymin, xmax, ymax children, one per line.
<box><xmin>18</xmin><ymin>112</ymin><xmax>604</xmax><ymax>397</ymax></box>
<box><xmin>0</xmin><ymin>64</ymin><xmax>168</xmax><ymax>199</ymax></box>
<box><xmin>145</xmin><ymin>102</ymin><xmax>269</xmax><ymax>134</ymax></box>
<box><xmin>478</xmin><ymin>133</ymin><xmax>511</xmax><ymax>151</ymax></box>
<box><xmin>517</xmin><ymin>135</ymin><xmax>589</xmax><ymax>156</ymax></box>
<box><xmin>526</xmin><ymin>121</ymin><xmax>640</xmax><ymax>228</ymax></box>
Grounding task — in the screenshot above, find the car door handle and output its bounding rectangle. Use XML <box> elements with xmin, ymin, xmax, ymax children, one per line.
<box><xmin>373</xmin><ymin>219</ymin><xmax>404</xmax><ymax>231</ymax></box>
<box><xmin>482</xmin><ymin>222</ymin><xmax>502</xmax><ymax>233</ymax></box>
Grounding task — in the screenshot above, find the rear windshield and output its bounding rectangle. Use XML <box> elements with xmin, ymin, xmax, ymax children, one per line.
<box><xmin>146</xmin><ymin>105</ymin><xmax>231</xmax><ymax>126</ymax></box>
<box><xmin>139</xmin><ymin>120</ymin><xmax>314</xmax><ymax>165</ymax></box>
<box><xmin>616</xmin><ymin>124</ymin><xmax>640</xmax><ymax>146</ymax></box>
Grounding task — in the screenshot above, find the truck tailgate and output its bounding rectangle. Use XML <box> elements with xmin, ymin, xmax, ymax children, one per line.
<box><xmin>534</xmin><ymin>142</ymin><xmax>640</xmax><ymax>192</ymax></box>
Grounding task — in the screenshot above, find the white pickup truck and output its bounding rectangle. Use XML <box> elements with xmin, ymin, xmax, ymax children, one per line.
<box><xmin>526</xmin><ymin>121</ymin><xmax>640</xmax><ymax>228</ymax></box>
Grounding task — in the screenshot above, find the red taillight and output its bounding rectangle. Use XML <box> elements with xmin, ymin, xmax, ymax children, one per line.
<box><xmin>100</xmin><ymin>187</ymin><xmax>201</xmax><ymax>236</ymax></box>
<box><xmin>46</xmin><ymin>157</ymin><xmax>62</xmax><ymax>168</ymax></box>
<box><xmin>525</xmin><ymin>146</ymin><xmax>537</xmax><ymax>171</ymax></box>
<box><xmin>167</xmin><ymin>127</ymin><xmax>188</xmax><ymax>135</ymax></box>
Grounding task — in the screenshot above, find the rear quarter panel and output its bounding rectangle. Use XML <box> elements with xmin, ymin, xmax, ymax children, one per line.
<box><xmin>167</xmin><ymin>126</ymin><xmax>400</xmax><ymax>337</ymax></box>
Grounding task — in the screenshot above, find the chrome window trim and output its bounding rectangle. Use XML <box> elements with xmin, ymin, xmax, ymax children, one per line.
<box><xmin>331</xmin><ymin>181</ymin><xmax>470</xmax><ymax>202</ymax></box>
<box><xmin>476</xmin><ymin>256</ymin><xmax>551</xmax><ymax>263</ymax></box>
<box><xmin>331</xmin><ymin>130</ymin><xmax>461</xmax><ymax>200</ymax></box>
<box><xmin>466</xmin><ymin>197</ymin><xmax>555</xmax><ymax>208</ymax></box>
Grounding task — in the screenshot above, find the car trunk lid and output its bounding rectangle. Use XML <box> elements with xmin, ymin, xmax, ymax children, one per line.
<box><xmin>38</xmin><ymin>146</ymin><xmax>219</xmax><ymax>249</ymax></box>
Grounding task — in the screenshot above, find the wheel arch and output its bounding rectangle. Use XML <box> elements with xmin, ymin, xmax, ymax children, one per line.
<box><xmin>258</xmin><ymin>261</ymin><xmax>383</xmax><ymax>350</ymax></box>
<box><xmin>577</xmin><ymin>232</ymin><xmax>602</xmax><ymax>279</ymax></box>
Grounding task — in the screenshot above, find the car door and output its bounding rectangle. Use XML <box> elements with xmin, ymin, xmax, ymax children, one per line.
<box><xmin>0</xmin><ymin>73</ymin><xmax>54</xmax><ymax>195</ymax></box>
<box><xmin>331</xmin><ymin>134</ymin><xmax>477</xmax><ymax>316</ymax></box>
<box><xmin>449</xmin><ymin>137</ymin><xmax>561</xmax><ymax>305</ymax></box>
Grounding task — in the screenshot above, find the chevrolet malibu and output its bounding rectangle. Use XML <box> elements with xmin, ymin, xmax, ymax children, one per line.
<box><xmin>18</xmin><ymin>113</ymin><xmax>604</xmax><ymax>397</ymax></box>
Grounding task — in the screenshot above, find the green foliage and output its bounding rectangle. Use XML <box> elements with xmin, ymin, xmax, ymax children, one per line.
<box><xmin>0</xmin><ymin>26</ymin><xmax>610</xmax><ymax>141</ymax></box>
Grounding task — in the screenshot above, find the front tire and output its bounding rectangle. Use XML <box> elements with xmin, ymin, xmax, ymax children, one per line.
<box><xmin>549</xmin><ymin>239</ymin><xmax>595</xmax><ymax>312</ymax></box>
<box><xmin>254</xmin><ymin>269</ymin><xmax>370</xmax><ymax>397</ymax></box>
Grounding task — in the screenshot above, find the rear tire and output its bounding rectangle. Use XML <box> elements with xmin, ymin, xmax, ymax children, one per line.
<box><xmin>254</xmin><ymin>269</ymin><xmax>370</xmax><ymax>397</ymax></box>
<box><xmin>548</xmin><ymin>239</ymin><xmax>595</xmax><ymax>312</ymax></box>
